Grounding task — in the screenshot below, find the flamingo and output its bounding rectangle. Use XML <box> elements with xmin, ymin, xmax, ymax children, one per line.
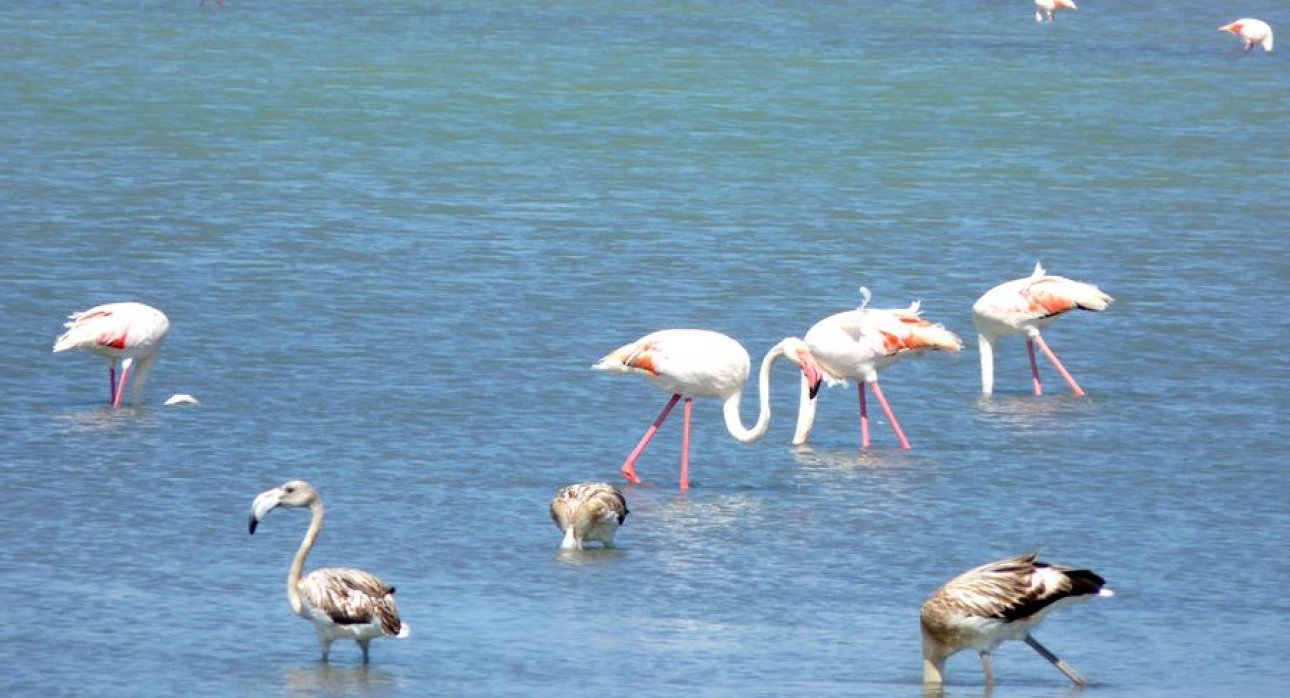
<box><xmin>249</xmin><ymin>480</ymin><xmax>410</xmax><ymax>663</ymax></box>
<box><xmin>550</xmin><ymin>483</ymin><xmax>629</xmax><ymax>550</ymax></box>
<box><xmin>52</xmin><ymin>302</ymin><xmax>170</xmax><ymax>407</ymax></box>
<box><xmin>792</xmin><ymin>289</ymin><xmax>961</xmax><ymax>450</ymax></box>
<box><xmin>972</xmin><ymin>263</ymin><xmax>1112</xmax><ymax>397</ymax></box>
<box><xmin>921</xmin><ymin>552</ymin><xmax>1113</xmax><ymax>687</ymax></box>
<box><xmin>1219</xmin><ymin>19</ymin><xmax>1274</xmax><ymax>53</ymax></box>
<box><xmin>1035</xmin><ymin>0</ymin><xmax>1077</xmax><ymax>23</ymax></box>
<box><xmin>593</xmin><ymin>329</ymin><xmax>823</xmax><ymax>491</ymax></box>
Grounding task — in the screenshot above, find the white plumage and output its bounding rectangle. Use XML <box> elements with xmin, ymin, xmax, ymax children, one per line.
<box><xmin>1219</xmin><ymin>18</ymin><xmax>1273</xmax><ymax>53</ymax></box>
<box><xmin>1035</xmin><ymin>0</ymin><xmax>1077</xmax><ymax>24</ymax></box>
<box><xmin>52</xmin><ymin>302</ymin><xmax>170</xmax><ymax>407</ymax></box>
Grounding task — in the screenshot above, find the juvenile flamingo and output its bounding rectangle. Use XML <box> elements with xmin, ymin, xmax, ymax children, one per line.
<box><xmin>1219</xmin><ymin>19</ymin><xmax>1274</xmax><ymax>53</ymax></box>
<box><xmin>972</xmin><ymin>263</ymin><xmax>1112</xmax><ymax>397</ymax></box>
<box><xmin>792</xmin><ymin>289</ymin><xmax>961</xmax><ymax>450</ymax></box>
<box><xmin>549</xmin><ymin>483</ymin><xmax>629</xmax><ymax>550</ymax></box>
<box><xmin>593</xmin><ymin>329</ymin><xmax>822</xmax><ymax>490</ymax></box>
<box><xmin>922</xmin><ymin>552</ymin><xmax>1113</xmax><ymax>687</ymax></box>
<box><xmin>52</xmin><ymin>302</ymin><xmax>169</xmax><ymax>407</ymax></box>
<box><xmin>249</xmin><ymin>480</ymin><xmax>410</xmax><ymax>663</ymax></box>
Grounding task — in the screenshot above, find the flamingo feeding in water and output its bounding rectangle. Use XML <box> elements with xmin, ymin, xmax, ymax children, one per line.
<box><xmin>792</xmin><ymin>288</ymin><xmax>961</xmax><ymax>450</ymax></box>
<box><xmin>593</xmin><ymin>329</ymin><xmax>823</xmax><ymax>491</ymax></box>
<box><xmin>249</xmin><ymin>480</ymin><xmax>410</xmax><ymax>663</ymax></box>
<box><xmin>972</xmin><ymin>263</ymin><xmax>1112</xmax><ymax>397</ymax></box>
<box><xmin>921</xmin><ymin>552</ymin><xmax>1113</xmax><ymax>687</ymax></box>
<box><xmin>549</xmin><ymin>482</ymin><xmax>629</xmax><ymax>550</ymax></box>
<box><xmin>1035</xmin><ymin>0</ymin><xmax>1077</xmax><ymax>24</ymax></box>
<box><xmin>52</xmin><ymin>302</ymin><xmax>169</xmax><ymax>407</ymax></box>
<box><xmin>1219</xmin><ymin>19</ymin><xmax>1274</xmax><ymax>53</ymax></box>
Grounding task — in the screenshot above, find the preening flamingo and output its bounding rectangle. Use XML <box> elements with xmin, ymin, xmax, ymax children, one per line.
<box><xmin>1219</xmin><ymin>19</ymin><xmax>1274</xmax><ymax>53</ymax></box>
<box><xmin>1035</xmin><ymin>0</ymin><xmax>1077</xmax><ymax>24</ymax></box>
<box><xmin>549</xmin><ymin>482</ymin><xmax>629</xmax><ymax>550</ymax></box>
<box><xmin>52</xmin><ymin>302</ymin><xmax>169</xmax><ymax>407</ymax></box>
<box><xmin>593</xmin><ymin>329</ymin><xmax>823</xmax><ymax>491</ymax></box>
<box><xmin>792</xmin><ymin>289</ymin><xmax>961</xmax><ymax>450</ymax></box>
<box><xmin>972</xmin><ymin>263</ymin><xmax>1112</xmax><ymax>397</ymax></box>
<box><xmin>249</xmin><ymin>480</ymin><xmax>410</xmax><ymax>663</ymax></box>
<box><xmin>921</xmin><ymin>552</ymin><xmax>1112</xmax><ymax>687</ymax></box>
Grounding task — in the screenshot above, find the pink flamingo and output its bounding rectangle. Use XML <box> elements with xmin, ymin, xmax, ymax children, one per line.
<box><xmin>593</xmin><ymin>329</ymin><xmax>822</xmax><ymax>491</ymax></box>
<box><xmin>1219</xmin><ymin>18</ymin><xmax>1274</xmax><ymax>53</ymax></box>
<box><xmin>1035</xmin><ymin>0</ymin><xmax>1077</xmax><ymax>24</ymax></box>
<box><xmin>792</xmin><ymin>289</ymin><xmax>961</xmax><ymax>450</ymax></box>
<box><xmin>53</xmin><ymin>302</ymin><xmax>170</xmax><ymax>407</ymax></box>
<box><xmin>972</xmin><ymin>263</ymin><xmax>1112</xmax><ymax>397</ymax></box>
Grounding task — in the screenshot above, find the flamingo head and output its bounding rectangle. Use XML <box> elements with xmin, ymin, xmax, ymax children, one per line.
<box><xmin>779</xmin><ymin>338</ymin><xmax>823</xmax><ymax>399</ymax></box>
<box><xmin>249</xmin><ymin>480</ymin><xmax>318</xmax><ymax>534</ymax></box>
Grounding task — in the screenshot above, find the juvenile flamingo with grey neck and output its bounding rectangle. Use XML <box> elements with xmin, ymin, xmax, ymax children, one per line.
<box><xmin>973</xmin><ymin>263</ymin><xmax>1112</xmax><ymax>397</ymax></box>
<box><xmin>593</xmin><ymin>329</ymin><xmax>822</xmax><ymax>491</ymax></box>
<box><xmin>52</xmin><ymin>302</ymin><xmax>169</xmax><ymax>407</ymax></box>
<box><xmin>249</xmin><ymin>480</ymin><xmax>409</xmax><ymax>663</ymax></box>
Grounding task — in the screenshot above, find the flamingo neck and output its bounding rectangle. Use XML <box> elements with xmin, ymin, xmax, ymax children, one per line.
<box><xmin>791</xmin><ymin>373</ymin><xmax>817</xmax><ymax>446</ymax></box>
<box><xmin>722</xmin><ymin>343</ymin><xmax>785</xmax><ymax>443</ymax></box>
<box><xmin>288</xmin><ymin>500</ymin><xmax>324</xmax><ymax>616</ymax></box>
<box><xmin>977</xmin><ymin>333</ymin><xmax>995</xmax><ymax>396</ymax></box>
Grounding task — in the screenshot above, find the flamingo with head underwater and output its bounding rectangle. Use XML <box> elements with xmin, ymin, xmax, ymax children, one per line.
<box><xmin>593</xmin><ymin>329</ymin><xmax>822</xmax><ymax>491</ymax></box>
<box><xmin>792</xmin><ymin>288</ymin><xmax>961</xmax><ymax>450</ymax></box>
<box><xmin>52</xmin><ymin>302</ymin><xmax>170</xmax><ymax>407</ymax></box>
<box><xmin>972</xmin><ymin>263</ymin><xmax>1112</xmax><ymax>397</ymax></box>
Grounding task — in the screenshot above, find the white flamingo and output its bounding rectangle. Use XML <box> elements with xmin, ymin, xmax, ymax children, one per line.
<box><xmin>1035</xmin><ymin>0</ymin><xmax>1077</xmax><ymax>24</ymax></box>
<box><xmin>593</xmin><ymin>329</ymin><xmax>823</xmax><ymax>490</ymax></box>
<box><xmin>792</xmin><ymin>289</ymin><xmax>961</xmax><ymax>450</ymax></box>
<box><xmin>549</xmin><ymin>483</ymin><xmax>629</xmax><ymax>550</ymax></box>
<box><xmin>972</xmin><ymin>263</ymin><xmax>1112</xmax><ymax>397</ymax></box>
<box><xmin>52</xmin><ymin>302</ymin><xmax>169</xmax><ymax>407</ymax></box>
<box><xmin>922</xmin><ymin>552</ymin><xmax>1113</xmax><ymax>687</ymax></box>
<box><xmin>249</xmin><ymin>480</ymin><xmax>410</xmax><ymax>663</ymax></box>
<box><xmin>1219</xmin><ymin>18</ymin><xmax>1273</xmax><ymax>53</ymax></box>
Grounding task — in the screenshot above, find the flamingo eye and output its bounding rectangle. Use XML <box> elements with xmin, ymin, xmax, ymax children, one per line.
<box><xmin>284</xmin><ymin>486</ymin><xmax>295</xmax><ymax>494</ymax></box>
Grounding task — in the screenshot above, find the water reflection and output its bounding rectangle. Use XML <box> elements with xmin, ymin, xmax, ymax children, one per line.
<box><xmin>553</xmin><ymin>546</ymin><xmax>624</xmax><ymax>566</ymax></box>
<box><xmin>280</xmin><ymin>663</ymin><xmax>400</xmax><ymax>697</ymax></box>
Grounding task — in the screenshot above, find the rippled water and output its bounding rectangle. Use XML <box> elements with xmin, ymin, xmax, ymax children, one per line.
<box><xmin>1</xmin><ymin>2</ymin><xmax>1287</xmax><ymax>696</ymax></box>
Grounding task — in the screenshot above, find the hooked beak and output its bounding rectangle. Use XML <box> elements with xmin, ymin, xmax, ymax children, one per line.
<box><xmin>800</xmin><ymin>355</ymin><xmax>823</xmax><ymax>400</ymax></box>
<box><xmin>248</xmin><ymin>488</ymin><xmax>283</xmax><ymax>535</ymax></box>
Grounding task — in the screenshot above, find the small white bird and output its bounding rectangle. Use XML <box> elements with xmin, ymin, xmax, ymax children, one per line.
<box><xmin>53</xmin><ymin>302</ymin><xmax>170</xmax><ymax>407</ymax></box>
<box><xmin>249</xmin><ymin>480</ymin><xmax>410</xmax><ymax>663</ymax></box>
<box><xmin>972</xmin><ymin>263</ymin><xmax>1112</xmax><ymax>397</ymax></box>
<box><xmin>594</xmin><ymin>329</ymin><xmax>822</xmax><ymax>490</ymax></box>
<box><xmin>1219</xmin><ymin>18</ymin><xmax>1274</xmax><ymax>53</ymax></box>
<box><xmin>921</xmin><ymin>552</ymin><xmax>1113</xmax><ymax>687</ymax></box>
<box><xmin>1035</xmin><ymin>0</ymin><xmax>1077</xmax><ymax>24</ymax></box>
<box><xmin>549</xmin><ymin>483</ymin><xmax>629</xmax><ymax>550</ymax></box>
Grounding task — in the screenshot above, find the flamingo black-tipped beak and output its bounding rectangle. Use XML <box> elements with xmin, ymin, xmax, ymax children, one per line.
<box><xmin>248</xmin><ymin>515</ymin><xmax>259</xmax><ymax>535</ymax></box>
<box><xmin>802</xmin><ymin>361</ymin><xmax>823</xmax><ymax>399</ymax></box>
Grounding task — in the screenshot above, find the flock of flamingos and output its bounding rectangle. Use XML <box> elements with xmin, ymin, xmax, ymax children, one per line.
<box><xmin>55</xmin><ymin>262</ymin><xmax>1121</xmax><ymax>687</ymax></box>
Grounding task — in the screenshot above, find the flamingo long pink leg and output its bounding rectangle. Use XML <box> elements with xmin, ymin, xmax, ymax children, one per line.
<box><xmin>1026</xmin><ymin>339</ymin><xmax>1043</xmax><ymax>396</ymax></box>
<box><xmin>112</xmin><ymin>364</ymin><xmax>131</xmax><ymax>408</ymax></box>
<box><xmin>679</xmin><ymin>397</ymin><xmax>693</xmax><ymax>491</ymax></box>
<box><xmin>620</xmin><ymin>393</ymin><xmax>681</xmax><ymax>484</ymax></box>
<box><xmin>108</xmin><ymin>367</ymin><xmax>118</xmax><ymax>405</ymax></box>
<box><xmin>858</xmin><ymin>383</ymin><xmax>871</xmax><ymax>448</ymax></box>
<box><xmin>868</xmin><ymin>380</ymin><xmax>911</xmax><ymax>449</ymax></box>
<box><xmin>1033</xmin><ymin>335</ymin><xmax>1086</xmax><ymax>397</ymax></box>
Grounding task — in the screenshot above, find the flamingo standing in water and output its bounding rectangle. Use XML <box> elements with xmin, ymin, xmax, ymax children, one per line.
<box><xmin>249</xmin><ymin>480</ymin><xmax>410</xmax><ymax>663</ymax></box>
<box><xmin>1035</xmin><ymin>0</ymin><xmax>1077</xmax><ymax>24</ymax></box>
<box><xmin>549</xmin><ymin>482</ymin><xmax>629</xmax><ymax>550</ymax></box>
<box><xmin>792</xmin><ymin>289</ymin><xmax>961</xmax><ymax>450</ymax></box>
<box><xmin>593</xmin><ymin>329</ymin><xmax>823</xmax><ymax>491</ymax></box>
<box><xmin>1219</xmin><ymin>19</ymin><xmax>1274</xmax><ymax>53</ymax></box>
<box><xmin>52</xmin><ymin>302</ymin><xmax>170</xmax><ymax>407</ymax></box>
<box><xmin>972</xmin><ymin>263</ymin><xmax>1112</xmax><ymax>397</ymax></box>
<box><xmin>921</xmin><ymin>552</ymin><xmax>1113</xmax><ymax>687</ymax></box>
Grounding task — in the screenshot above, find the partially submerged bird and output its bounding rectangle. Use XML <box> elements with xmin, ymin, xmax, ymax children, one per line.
<box><xmin>921</xmin><ymin>552</ymin><xmax>1112</xmax><ymax>687</ymax></box>
<box><xmin>248</xmin><ymin>480</ymin><xmax>409</xmax><ymax>662</ymax></box>
<box><xmin>549</xmin><ymin>482</ymin><xmax>629</xmax><ymax>550</ymax></box>
<box><xmin>593</xmin><ymin>329</ymin><xmax>822</xmax><ymax>490</ymax></box>
<box><xmin>792</xmin><ymin>288</ymin><xmax>961</xmax><ymax>450</ymax></box>
<box><xmin>52</xmin><ymin>302</ymin><xmax>170</xmax><ymax>407</ymax></box>
<box><xmin>1219</xmin><ymin>18</ymin><xmax>1274</xmax><ymax>53</ymax></box>
<box><xmin>1035</xmin><ymin>0</ymin><xmax>1077</xmax><ymax>23</ymax></box>
<box><xmin>972</xmin><ymin>263</ymin><xmax>1112</xmax><ymax>396</ymax></box>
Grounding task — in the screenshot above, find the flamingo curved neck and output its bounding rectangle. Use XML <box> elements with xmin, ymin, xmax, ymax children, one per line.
<box><xmin>977</xmin><ymin>333</ymin><xmax>995</xmax><ymax>396</ymax></box>
<box><xmin>288</xmin><ymin>500</ymin><xmax>324</xmax><ymax>616</ymax></box>
<box><xmin>722</xmin><ymin>343</ymin><xmax>787</xmax><ymax>443</ymax></box>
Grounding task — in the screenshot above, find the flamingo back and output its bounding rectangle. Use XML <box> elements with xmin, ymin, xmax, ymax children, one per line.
<box><xmin>593</xmin><ymin>329</ymin><xmax>751</xmax><ymax>398</ymax></box>
<box><xmin>298</xmin><ymin>567</ymin><xmax>405</xmax><ymax>638</ymax></box>
<box><xmin>52</xmin><ymin>302</ymin><xmax>170</xmax><ymax>358</ymax></box>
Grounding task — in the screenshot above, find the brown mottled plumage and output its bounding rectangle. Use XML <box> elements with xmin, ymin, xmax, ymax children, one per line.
<box><xmin>921</xmin><ymin>552</ymin><xmax>1112</xmax><ymax>687</ymax></box>
<box><xmin>249</xmin><ymin>480</ymin><xmax>409</xmax><ymax>662</ymax></box>
<box><xmin>549</xmin><ymin>483</ymin><xmax>628</xmax><ymax>550</ymax></box>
